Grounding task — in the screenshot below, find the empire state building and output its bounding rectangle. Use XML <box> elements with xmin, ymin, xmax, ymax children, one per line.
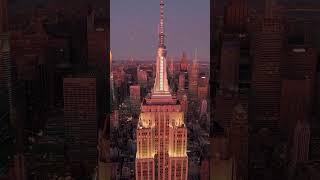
<box><xmin>135</xmin><ymin>0</ymin><xmax>188</xmax><ymax>179</ymax></box>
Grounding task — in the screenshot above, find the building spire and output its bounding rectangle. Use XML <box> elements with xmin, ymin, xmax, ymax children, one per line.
<box><xmin>152</xmin><ymin>0</ymin><xmax>171</xmax><ymax>96</ymax></box>
<box><xmin>159</xmin><ymin>0</ymin><xmax>165</xmax><ymax>48</ymax></box>
<box><xmin>193</xmin><ymin>48</ymin><xmax>198</xmax><ymax>64</ymax></box>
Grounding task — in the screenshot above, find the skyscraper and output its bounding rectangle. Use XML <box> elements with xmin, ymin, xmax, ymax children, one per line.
<box><xmin>188</xmin><ymin>51</ymin><xmax>199</xmax><ymax>100</ymax></box>
<box><xmin>135</xmin><ymin>1</ymin><xmax>188</xmax><ymax>179</ymax></box>
<box><xmin>251</xmin><ymin>0</ymin><xmax>286</xmax><ymax>134</ymax></box>
<box><xmin>180</xmin><ymin>52</ymin><xmax>188</xmax><ymax>72</ymax></box>
<box><xmin>130</xmin><ymin>84</ymin><xmax>141</xmax><ymax>106</ymax></box>
<box><xmin>220</xmin><ymin>37</ymin><xmax>240</xmax><ymax>91</ymax></box>
<box><xmin>63</xmin><ymin>76</ymin><xmax>97</xmax><ymax>170</ymax></box>
<box><xmin>86</xmin><ymin>7</ymin><xmax>110</xmax><ymax>132</ymax></box>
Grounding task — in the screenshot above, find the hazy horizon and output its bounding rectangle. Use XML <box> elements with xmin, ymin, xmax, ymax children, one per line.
<box><xmin>111</xmin><ymin>0</ymin><xmax>210</xmax><ymax>62</ymax></box>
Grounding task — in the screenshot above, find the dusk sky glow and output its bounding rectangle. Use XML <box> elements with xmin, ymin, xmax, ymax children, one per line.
<box><xmin>111</xmin><ymin>0</ymin><xmax>210</xmax><ymax>61</ymax></box>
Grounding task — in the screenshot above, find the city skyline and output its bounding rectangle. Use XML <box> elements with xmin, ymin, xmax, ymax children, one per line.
<box><xmin>111</xmin><ymin>0</ymin><xmax>210</xmax><ymax>61</ymax></box>
<box><xmin>1</xmin><ymin>0</ymin><xmax>320</xmax><ymax>179</ymax></box>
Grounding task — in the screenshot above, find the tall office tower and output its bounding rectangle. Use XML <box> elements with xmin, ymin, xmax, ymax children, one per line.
<box><xmin>188</xmin><ymin>51</ymin><xmax>199</xmax><ymax>100</ymax></box>
<box><xmin>179</xmin><ymin>53</ymin><xmax>189</xmax><ymax>94</ymax></box>
<box><xmin>10</xmin><ymin>18</ymin><xmax>49</xmax><ymax>130</ymax></box>
<box><xmin>288</xmin><ymin>119</ymin><xmax>310</xmax><ymax>179</ymax></box>
<box><xmin>198</xmin><ymin>87</ymin><xmax>208</xmax><ymax>101</ymax></box>
<box><xmin>63</xmin><ymin>76</ymin><xmax>97</xmax><ymax>171</ymax></box>
<box><xmin>199</xmin><ymin>73</ymin><xmax>209</xmax><ymax>87</ymax></box>
<box><xmin>168</xmin><ymin>58</ymin><xmax>176</xmax><ymax>92</ymax></box>
<box><xmin>224</xmin><ymin>0</ymin><xmax>248</xmax><ymax>33</ymax></box>
<box><xmin>87</xmin><ymin>8</ymin><xmax>110</xmax><ymax>133</ymax></box>
<box><xmin>198</xmin><ymin>75</ymin><xmax>209</xmax><ymax>100</ymax></box>
<box><xmin>180</xmin><ymin>94</ymin><xmax>188</xmax><ymax>114</ymax></box>
<box><xmin>180</xmin><ymin>52</ymin><xmax>188</xmax><ymax>72</ymax></box>
<box><xmin>138</xmin><ymin>67</ymin><xmax>148</xmax><ymax>86</ymax></box>
<box><xmin>177</xmin><ymin>73</ymin><xmax>185</xmax><ymax>96</ymax></box>
<box><xmin>215</xmin><ymin>37</ymin><xmax>240</xmax><ymax>130</ymax></box>
<box><xmin>230</xmin><ymin>103</ymin><xmax>248</xmax><ymax>180</ymax></box>
<box><xmin>135</xmin><ymin>1</ymin><xmax>188</xmax><ymax>179</ymax></box>
<box><xmin>251</xmin><ymin>0</ymin><xmax>286</xmax><ymax>134</ymax></box>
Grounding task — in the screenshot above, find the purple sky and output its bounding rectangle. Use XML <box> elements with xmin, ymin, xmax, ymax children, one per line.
<box><xmin>111</xmin><ymin>0</ymin><xmax>210</xmax><ymax>61</ymax></box>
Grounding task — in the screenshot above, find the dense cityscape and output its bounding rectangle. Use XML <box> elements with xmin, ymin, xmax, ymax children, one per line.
<box><xmin>0</xmin><ymin>0</ymin><xmax>320</xmax><ymax>180</ymax></box>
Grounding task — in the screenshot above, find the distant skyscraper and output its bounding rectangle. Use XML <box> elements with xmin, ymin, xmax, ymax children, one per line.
<box><xmin>198</xmin><ymin>85</ymin><xmax>208</xmax><ymax>101</ymax></box>
<box><xmin>180</xmin><ymin>52</ymin><xmax>188</xmax><ymax>72</ymax></box>
<box><xmin>137</xmin><ymin>67</ymin><xmax>148</xmax><ymax>86</ymax></box>
<box><xmin>198</xmin><ymin>74</ymin><xmax>209</xmax><ymax>101</ymax></box>
<box><xmin>178</xmin><ymin>73</ymin><xmax>185</xmax><ymax>93</ymax></box>
<box><xmin>130</xmin><ymin>85</ymin><xmax>141</xmax><ymax>105</ymax></box>
<box><xmin>63</xmin><ymin>76</ymin><xmax>97</xmax><ymax>170</ymax></box>
<box><xmin>200</xmin><ymin>99</ymin><xmax>208</xmax><ymax>116</ymax></box>
<box><xmin>180</xmin><ymin>94</ymin><xmax>188</xmax><ymax>114</ymax></box>
<box><xmin>188</xmin><ymin>51</ymin><xmax>199</xmax><ymax>100</ymax></box>
<box><xmin>135</xmin><ymin>1</ymin><xmax>188</xmax><ymax>179</ymax></box>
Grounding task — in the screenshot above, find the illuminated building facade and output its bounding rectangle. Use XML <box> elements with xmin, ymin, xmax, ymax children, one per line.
<box><xmin>135</xmin><ymin>1</ymin><xmax>188</xmax><ymax>179</ymax></box>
